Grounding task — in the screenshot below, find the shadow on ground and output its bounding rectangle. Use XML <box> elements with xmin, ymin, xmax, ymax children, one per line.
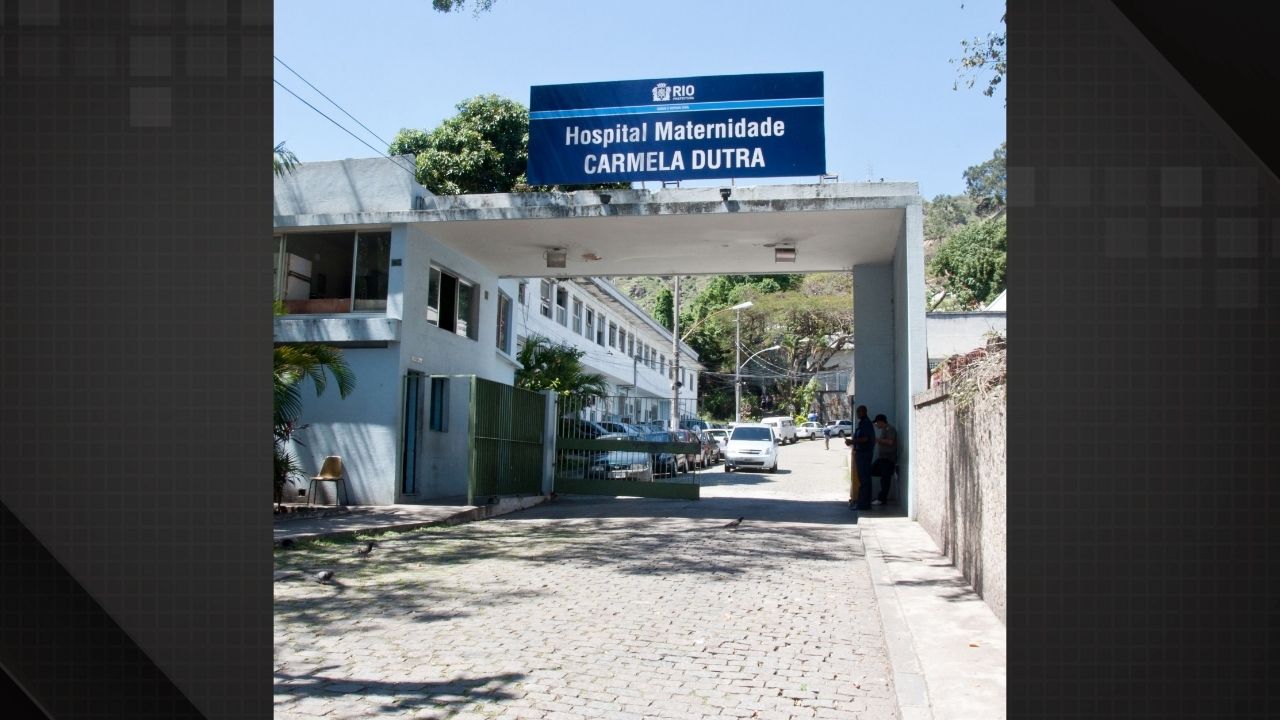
<box><xmin>274</xmin><ymin>666</ymin><xmax>524</xmax><ymax>715</ymax></box>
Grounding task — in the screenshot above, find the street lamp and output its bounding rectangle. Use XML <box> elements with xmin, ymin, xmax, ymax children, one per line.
<box><xmin>735</xmin><ymin>343</ymin><xmax>781</xmax><ymax>423</ymax></box>
<box><xmin>730</xmin><ymin>300</ymin><xmax>754</xmax><ymax>422</ymax></box>
<box><xmin>668</xmin><ymin>282</ymin><xmax>754</xmax><ymax>429</ymax></box>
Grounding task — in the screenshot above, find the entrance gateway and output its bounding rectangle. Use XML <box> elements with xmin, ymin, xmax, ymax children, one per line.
<box><xmin>272</xmin><ymin>71</ymin><xmax>926</xmax><ymax>517</ymax></box>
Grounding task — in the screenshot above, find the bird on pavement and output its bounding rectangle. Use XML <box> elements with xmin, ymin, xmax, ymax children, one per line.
<box><xmin>313</xmin><ymin>570</ymin><xmax>334</xmax><ymax>584</ymax></box>
<box><xmin>353</xmin><ymin>541</ymin><xmax>375</xmax><ymax>556</ymax></box>
<box><xmin>722</xmin><ymin>517</ymin><xmax>744</xmax><ymax>529</ymax></box>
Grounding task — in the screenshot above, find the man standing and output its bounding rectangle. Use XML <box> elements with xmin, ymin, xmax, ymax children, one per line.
<box><xmin>870</xmin><ymin>414</ymin><xmax>898</xmax><ymax>506</ymax></box>
<box><xmin>846</xmin><ymin>405</ymin><xmax>875</xmax><ymax>510</ymax></box>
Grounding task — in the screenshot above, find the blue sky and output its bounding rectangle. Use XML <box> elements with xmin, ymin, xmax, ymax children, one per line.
<box><xmin>274</xmin><ymin>0</ymin><xmax>1005</xmax><ymax>199</ymax></box>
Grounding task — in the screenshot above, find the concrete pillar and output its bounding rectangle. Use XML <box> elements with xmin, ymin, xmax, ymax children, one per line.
<box><xmin>541</xmin><ymin>390</ymin><xmax>558</xmax><ymax>495</ymax></box>
<box><xmin>852</xmin><ymin>264</ymin><xmax>896</xmax><ymax>424</ymax></box>
<box><xmin>894</xmin><ymin>199</ymin><xmax>926</xmax><ymax>519</ymax></box>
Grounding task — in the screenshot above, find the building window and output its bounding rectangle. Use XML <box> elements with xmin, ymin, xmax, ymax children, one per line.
<box><xmin>596</xmin><ymin>318</ymin><xmax>606</xmax><ymax>346</ymax></box>
<box><xmin>540</xmin><ymin>280</ymin><xmax>553</xmax><ymax>318</ymax></box>
<box><xmin>276</xmin><ymin>230</ymin><xmax>391</xmax><ymax>314</ymax></box>
<box><xmin>427</xmin><ymin>265</ymin><xmax>479</xmax><ymax>340</ymax></box>
<box><xmin>555</xmin><ymin>287</ymin><xmax>569</xmax><ymax>325</ymax></box>
<box><xmin>628</xmin><ymin>334</ymin><xmax>635</xmax><ymax>358</ymax></box>
<box><xmin>618</xmin><ymin>329</ymin><xmax>626</xmax><ymax>352</ymax></box>
<box><xmin>572</xmin><ymin>298</ymin><xmax>583</xmax><ymax>334</ymax></box>
<box><xmin>496</xmin><ymin>291</ymin><xmax>512</xmax><ymax>353</ymax></box>
<box><xmin>585</xmin><ymin>308</ymin><xmax>595</xmax><ymax>340</ymax></box>
<box><xmin>660</xmin><ymin>355</ymin><xmax>666</xmax><ymax>374</ymax></box>
<box><xmin>609</xmin><ymin>322</ymin><xmax>617</xmax><ymax>348</ymax></box>
<box><xmin>517</xmin><ymin>281</ymin><xmax>527</xmax><ymax>305</ymax></box>
<box><xmin>429</xmin><ymin>377</ymin><xmax>449</xmax><ymax>432</ymax></box>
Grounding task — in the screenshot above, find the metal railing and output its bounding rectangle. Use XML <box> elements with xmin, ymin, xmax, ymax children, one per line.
<box><xmin>469</xmin><ymin>377</ymin><xmax>546</xmax><ymax>502</ymax></box>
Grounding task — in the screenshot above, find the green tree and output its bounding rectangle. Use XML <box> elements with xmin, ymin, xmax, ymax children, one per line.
<box><xmin>953</xmin><ymin>12</ymin><xmax>1006</xmax><ymax>103</ymax></box>
<box><xmin>963</xmin><ymin>142</ymin><xmax>1006</xmax><ymax>216</ymax></box>
<box><xmin>431</xmin><ymin>0</ymin><xmax>497</xmax><ymax>14</ymax></box>
<box><xmin>273</xmin><ymin>141</ymin><xmax>299</xmax><ymax>178</ymax></box>
<box><xmin>515</xmin><ymin>335</ymin><xmax>609</xmax><ymax>404</ymax></box>
<box><xmin>389</xmin><ymin>94</ymin><xmax>629</xmax><ymax>195</ymax></box>
<box><xmin>927</xmin><ymin>215</ymin><xmax>1007</xmax><ymax>309</ymax></box>
<box><xmin>273</xmin><ymin>341</ymin><xmax>356</xmax><ymax>506</ymax></box>
<box><xmin>653</xmin><ymin>286</ymin><xmax>674</xmax><ymax>331</ymax></box>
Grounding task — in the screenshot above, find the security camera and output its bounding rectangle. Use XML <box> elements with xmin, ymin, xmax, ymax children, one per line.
<box><xmin>599</xmin><ymin>193</ymin><xmax>611</xmax><ymax>205</ymax></box>
<box><xmin>720</xmin><ymin>188</ymin><xmax>732</xmax><ymax>202</ymax></box>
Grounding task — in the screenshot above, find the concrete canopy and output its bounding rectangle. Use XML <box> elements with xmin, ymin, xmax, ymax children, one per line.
<box><xmin>275</xmin><ymin>182</ymin><xmax>917</xmax><ymax>278</ymax></box>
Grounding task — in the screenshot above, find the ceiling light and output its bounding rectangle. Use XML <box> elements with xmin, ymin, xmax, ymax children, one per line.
<box><xmin>545</xmin><ymin>248</ymin><xmax>567</xmax><ymax>268</ymax></box>
<box><xmin>774</xmin><ymin>247</ymin><xmax>796</xmax><ymax>263</ymax></box>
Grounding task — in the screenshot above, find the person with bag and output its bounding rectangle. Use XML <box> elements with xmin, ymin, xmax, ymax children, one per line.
<box><xmin>845</xmin><ymin>405</ymin><xmax>874</xmax><ymax>511</ymax></box>
<box><xmin>870</xmin><ymin>414</ymin><xmax>898</xmax><ymax>506</ymax></box>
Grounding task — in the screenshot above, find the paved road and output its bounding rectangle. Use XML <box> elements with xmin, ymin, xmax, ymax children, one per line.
<box><xmin>274</xmin><ymin>439</ymin><xmax>900</xmax><ymax>719</ymax></box>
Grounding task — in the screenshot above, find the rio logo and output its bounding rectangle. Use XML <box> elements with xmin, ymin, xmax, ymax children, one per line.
<box><xmin>652</xmin><ymin>82</ymin><xmax>695</xmax><ymax>103</ymax></box>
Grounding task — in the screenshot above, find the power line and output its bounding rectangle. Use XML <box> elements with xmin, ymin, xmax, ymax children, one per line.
<box><xmin>274</xmin><ymin>56</ymin><xmax>394</xmax><ymax>151</ymax></box>
<box><xmin>273</xmin><ymin>78</ymin><xmax>417</xmax><ymax>179</ymax></box>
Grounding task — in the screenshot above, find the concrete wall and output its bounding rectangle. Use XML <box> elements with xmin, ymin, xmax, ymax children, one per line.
<box><xmin>926</xmin><ymin>311</ymin><xmax>1007</xmax><ymax>360</ymax></box>
<box><xmin>284</xmin><ymin>348</ymin><xmax>403</xmax><ymax>506</ymax></box>
<box><xmin>852</xmin><ymin>264</ymin><xmax>895</xmax><ymax>425</ymax></box>
<box><xmin>273</xmin><ymin>155</ymin><xmax>429</xmax><ymax>216</ymax></box>
<box><xmin>911</xmin><ymin>384</ymin><xmax>1007</xmax><ymax>623</ymax></box>
<box><xmin>895</xmin><ymin>200</ymin><xmax>927</xmax><ymax>518</ymax></box>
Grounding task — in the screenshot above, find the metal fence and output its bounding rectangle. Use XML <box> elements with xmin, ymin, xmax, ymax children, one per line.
<box><xmin>469</xmin><ymin>377</ymin><xmax>546</xmax><ymax>502</ymax></box>
<box><xmin>553</xmin><ymin>394</ymin><xmax>702</xmax><ymax>500</ymax></box>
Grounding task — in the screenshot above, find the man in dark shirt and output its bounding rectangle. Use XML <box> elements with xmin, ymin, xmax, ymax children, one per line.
<box><xmin>845</xmin><ymin>405</ymin><xmax>875</xmax><ymax>511</ymax></box>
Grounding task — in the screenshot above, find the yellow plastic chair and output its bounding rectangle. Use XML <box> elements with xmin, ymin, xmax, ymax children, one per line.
<box><xmin>308</xmin><ymin>456</ymin><xmax>348</xmax><ymax>506</ymax></box>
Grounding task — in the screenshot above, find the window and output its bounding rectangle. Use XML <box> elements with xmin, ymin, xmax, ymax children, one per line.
<box><xmin>618</xmin><ymin>329</ymin><xmax>626</xmax><ymax>352</ymax></box>
<box><xmin>540</xmin><ymin>280</ymin><xmax>553</xmax><ymax>318</ymax></box>
<box><xmin>596</xmin><ymin>319</ymin><xmax>606</xmax><ymax>346</ymax></box>
<box><xmin>496</xmin><ymin>291</ymin><xmax>512</xmax><ymax>353</ymax></box>
<box><xmin>427</xmin><ymin>265</ymin><xmax>479</xmax><ymax>340</ymax></box>
<box><xmin>660</xmin><ymin>355</ymin><xmax>666</xmax><ymax>374</ymax></box>
<box><xmin>585</xmin><ymin>308</ymin><xmax>595</xmax><ymax>340</ymax></box>
<box><xmin>275</xmin><ymin>230</ymin><xmax>391</xmax><ymax>314</ymax></box>
<box><xmin>517</xmin><ymin>281</ymin><xmax>527</xmax><ymax>305</ymax></box>
<box><xmin>555</xmin><ymin>287</ymin><xmax>569</xmax><ymax>325</ymax></box>
<box><xmin>608</xmin><ymin>322</ymin><xmax>617</xmax><ymax>348</ymax></box>
<box><xmin>429</xmin><ymin>377</ymin><xmax>449</xmax><ymax>432</ymax></box>
<box><xmin>628</xmin><ymin>334</ymin><xmax>635</xmax><ymax>358</ymax></box>
<box><xmin>572</xmin><ymin>298</ymin><xmax>583</xmax><ymax>334</ymax></box>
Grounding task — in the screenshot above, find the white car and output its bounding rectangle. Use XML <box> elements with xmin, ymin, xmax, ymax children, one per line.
<box><xmin>723</xmin><ymin>423</ymin><xmax>779</xmax><ymax>473</ymax></box>
<box><xmin>796</xmin><ymin>421</ymin><xmax>825</xmax><ymax>440</ymax></box>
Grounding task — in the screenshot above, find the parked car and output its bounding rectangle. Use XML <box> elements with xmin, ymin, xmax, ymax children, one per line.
<box><xmin>825</xmin><ymin>419</ymin><xmax>853</xmax><ymax>438</ymax></box>
<box><xmin>644</xmin><ymin>430</ymin><xmax>698</xmax><ymax>477</ymax></box>
<box><xmin>597</xmin><ymin>421</ymin><xmax>644</xmax><ymax>436</ymax></box>
<box><xmin>796</xmin><ymin>421</ymin><xmax>825</xmax><ymax>440</ymax></box>
<box><xmin>704</xmin><ymin>428</ymin><xmax>730</xmax><ymax>457</ymax></box>
<box><xmin>679</xmin><ymin>418</ymin><xmax>710</xmax><ymax>433</ymax></box>
<box><xmin>760</xmin><ymin>416</ymin><xmax>798</xmax><ymax>444</ymax></box>
<box><xmin>723</xmin><ymin>423</ymin><xmax>779</xmax><ymax>473</ymax></box>
<box><xmin>694</xmin><ymin>430</ymin><xmax>720</xmax><ymax>467</ymax></box>
<box><xmin>587</xmin><ymin>436</ymin><xmax>653</xmax><ymax>482</ymax></box>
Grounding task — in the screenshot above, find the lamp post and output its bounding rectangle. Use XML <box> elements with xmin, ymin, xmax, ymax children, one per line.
<box><xmin>735</xmin><ymin>343</ymin><xmax>781</xmax><ymax>423</ymax></box>
<box><xmin>669</xmin><ymin>289</ymin><xmax>756</xmax><ymax>430</ymax></box>
<box><xmin>730</xmin><ymin>300</ymin><xmax>755</xmax><ymax>423</ymax></box>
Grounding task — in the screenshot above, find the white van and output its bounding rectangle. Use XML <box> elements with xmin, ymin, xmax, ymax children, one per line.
<box><xmin>759</xmin><ymin>416</ymin><xmax>797</xmax><ymax>445</ymax></box>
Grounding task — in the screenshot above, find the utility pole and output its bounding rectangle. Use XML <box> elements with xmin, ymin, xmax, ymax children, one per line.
<box><xmin>669</xmin><ymin>275</ymin><xmax>680</xmax><ymax>431</ymax></box>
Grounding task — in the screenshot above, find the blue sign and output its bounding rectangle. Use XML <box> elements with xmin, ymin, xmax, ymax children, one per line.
<box><xmin>528</xmin><ymin>72</ymin><xmax>825</xmax><ymax>185</ymax></box>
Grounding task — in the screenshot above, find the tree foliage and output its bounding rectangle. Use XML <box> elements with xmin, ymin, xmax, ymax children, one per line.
<box><xmin>515</xmin><ymin>335</ymin><xmax>609</xmax><ymax>404</ymax></box>
<box><xmin>953</xmin><ymin>12</ymin><xmax>1006</xmax><ymax>103</ymax></box>
<box><xmin>430</xmin><ymin>0</ymin><xmax>497</xmax><ymax>15</ymax></box>
<box><xmin>927</xmin><ymin>215</ymin><xmax>1007</xmax><ymax>309</ymax></box>
<box><xmin>273</xmin><ymin>141</ymin><xmax>299</xmax><ymax>178</ymax></box>
<box><xmin>389</xmin><ymin>94</ymin><xmax>629</xmax><ymax>195</ymax></box>
<box><xmin>963</xmin><ymin>141</ymin><xmax>1006</xmax><ymax>216</ymax></box>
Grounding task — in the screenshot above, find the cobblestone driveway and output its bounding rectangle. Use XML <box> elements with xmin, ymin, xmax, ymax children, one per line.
<box><xmin>275</xmin><ymin>442</ymin><xmax>899</xmax><ymax>719</ymax></box>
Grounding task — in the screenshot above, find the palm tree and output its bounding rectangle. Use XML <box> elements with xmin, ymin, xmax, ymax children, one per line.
<box><xmin>273</xmin><ymin>141</ymin><xmax>300</xmax><ymax>178</ymax></box>
<box><xmin>514</xmin><ymin>335</ymin><xmax>608</xmax><ymax>404</ymax></box>
<box><xmin>273</xmin><ymin>302</ymin><xmax>356</xmax><ymax>506</ymax></box>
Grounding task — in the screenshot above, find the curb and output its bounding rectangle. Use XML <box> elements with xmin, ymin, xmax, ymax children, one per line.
<box><xmin>273</xmin><ymin>495</ymin><xmax>548</xmax><ymax>546</ymax></box>
<box><xmin>862</xmin><ymin>520</ymin><xmax>934</xmax><ymax>720</ymax></box>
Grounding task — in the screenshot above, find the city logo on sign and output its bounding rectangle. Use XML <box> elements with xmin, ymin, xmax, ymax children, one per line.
<box><xmin>651</xmin><ymin>82</ymin><xmax>694</xmax><ymax>103</ymax></box>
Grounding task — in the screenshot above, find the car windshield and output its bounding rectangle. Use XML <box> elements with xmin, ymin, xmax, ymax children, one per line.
<box><xmin>730</xmin><ymin>427</ymin><xmax>772</xmax><ymax>441</ymax></box>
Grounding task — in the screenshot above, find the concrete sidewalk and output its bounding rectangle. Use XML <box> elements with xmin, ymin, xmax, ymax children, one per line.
<box><xmin>273</xmin><ymin>494</ymin><xmax>1005</xmax><ymax>719</ymax></box>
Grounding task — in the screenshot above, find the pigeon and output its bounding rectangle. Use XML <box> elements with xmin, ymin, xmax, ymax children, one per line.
<box><xmin>314</xmin><ymin>570</ymin><xmax>334</xmax><ymax>584</ymax></box>
<box><xmin>278</xmin><ymin>538</ymin><xmax>295</xmax><ymax>549</ymax></box>
<box><xmin>722</xmin><ymin>517</ymin><xmax>744</xmax><ymax>528</ymax></box>
<box><xmin>353</xmin><ymin>541</ymin><xmax>375</xmax><ymax>557</ymax></box>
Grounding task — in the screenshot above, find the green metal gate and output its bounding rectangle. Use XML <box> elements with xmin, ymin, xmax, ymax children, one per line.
<box><xmin>553</xmin><ymin>395</ymin><xmax>702</xmax><ymax>500</ymax></box>
<box><xmin>469</xmin><ymin>377</ymin><xmax>546</xmax><ymax>505</ymax></box>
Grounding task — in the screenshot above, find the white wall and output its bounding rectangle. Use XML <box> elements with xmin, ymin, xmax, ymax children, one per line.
<box><xmin>895</xmin><ymin>200</ymin><xmax>927</xmax><ymax>519</ymax></box>
<box><xmin>285</xmin><ymin>348</ymin><xmax>402</xmax><ymax>506</ymax></box>
<box><xmin>926</xmin><ymin>312</ymin><xmax>1007</xmax><ymax>359</ymax></box>
<box><xmin>852</xmin><ymin>264</ymin><xmax>896</xmax><ymax>425</ymax></box>
<box><xmin>418</xmin><ymin>375</ymin><xmax>474</xmax><ymax>499</ymax></box>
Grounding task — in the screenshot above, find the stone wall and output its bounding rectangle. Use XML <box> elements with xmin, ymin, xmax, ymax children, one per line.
<box><xmin>911</xmin><ymin>382</ymin><xmax>1007</xmax><ymax>623</ymax></box>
